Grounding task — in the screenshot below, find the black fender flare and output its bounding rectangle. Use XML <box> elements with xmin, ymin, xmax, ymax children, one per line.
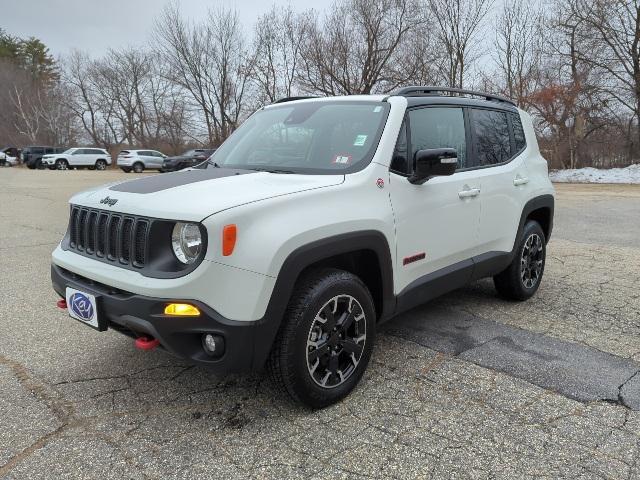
<box><xmin>251</xmin><ymin>230</ymin><xmax>395</xmax><ymax>370</ymax></box>
<box><xmin>515</xmin><ymin>194</ymin><xmax>555</xmax><ymax>248</ymax></box>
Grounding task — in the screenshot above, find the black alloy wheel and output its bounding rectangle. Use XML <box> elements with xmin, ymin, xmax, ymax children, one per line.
<box><xmin>306</xmin><ymin>294</ymin><xmax>367</xmax><ymax>388</ymax></box>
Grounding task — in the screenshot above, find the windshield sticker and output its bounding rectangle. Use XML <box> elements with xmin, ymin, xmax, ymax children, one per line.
<box><xmin>353</xmin><ymin>135</ymin><xmax>367</xmax><ymax>146</ymax></box>
<box><xmin>332</xmin><ymin>154</ymin><xmax>352</xmax><ymax>165</ymax></box>
<box><xmin>373</xmin><ymin>106</ymin><xmax>382</xmax><ymax>113</ymax></box>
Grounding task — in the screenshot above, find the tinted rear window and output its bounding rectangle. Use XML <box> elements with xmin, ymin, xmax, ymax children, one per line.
<box><xmin>470</xmin><ymin>109</ymin><xmax>511</xmax><ymax>167</ymax></box>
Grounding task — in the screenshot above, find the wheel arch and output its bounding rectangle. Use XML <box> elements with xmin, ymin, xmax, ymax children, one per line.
<box><xmin>252</xmin><ymin>230</ymin><xmax>395</xmax><ymax>370</ymax></box>
<box><xmin>517</xmin><ymin>194</ymin><xmax>554</xmax><ymax>246</ymax></box>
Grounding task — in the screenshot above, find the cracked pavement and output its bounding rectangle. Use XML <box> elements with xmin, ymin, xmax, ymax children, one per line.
<box><xmin>1</xmin><ymin>169</ymin><xmax>639</xmax><ymax>479</ymax></box>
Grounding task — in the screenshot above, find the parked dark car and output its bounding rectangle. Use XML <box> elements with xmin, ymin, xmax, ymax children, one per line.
<box><xmin>161</xmin><ymin>148</ymin><xmax>216</xmax><ymax>172</ymax></box>
<box><xmin>23</xmin><ymin>146</ymin><xmax>66</xmax><ymax>169</ymax></box>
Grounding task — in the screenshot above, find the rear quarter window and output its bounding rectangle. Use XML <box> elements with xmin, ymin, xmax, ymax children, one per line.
<box><xmin>511</xmin><ymin>113</ymin><xmax>526</xmax><ymax>152</ymax></box>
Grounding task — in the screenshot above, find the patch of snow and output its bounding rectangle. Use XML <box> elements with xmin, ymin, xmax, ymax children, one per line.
<box><xmin>549</xmin><ymin>164</ymin><xmax>640</xmax><ymax>184</ymax></box>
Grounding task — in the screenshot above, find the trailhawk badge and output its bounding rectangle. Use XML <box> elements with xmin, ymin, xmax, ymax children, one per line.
<box><xmin>100</xmin><ymin>196</ymin><xmax>118</xmax><ymax>206</ymax></box>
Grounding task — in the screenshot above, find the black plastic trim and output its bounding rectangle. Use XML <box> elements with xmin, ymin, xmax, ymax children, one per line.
<box><xmin>61</xmin><ymin>205</ymin><xmax>208</xmax><ymax>279</ymax></box>
<box><xmin>517</xmin><ymin>194</ymin><xmax>555</xmax><ymax>244</ymax></box>
<box><xmin>249</xmin><ymin>230</ymin><xmax>395</xmax><ymax>370</ymax></box>
<box><xmin>52</xmin><ymin>264</ymin><xmax>255</xmax><ymax>372</ymax></box>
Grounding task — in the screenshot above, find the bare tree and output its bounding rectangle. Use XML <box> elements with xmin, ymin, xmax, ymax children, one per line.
<box><xmin>298</xmin><ymin>0</ymin><xmax>420</xmax><ymax>95</ymax></box>
<box><xmin>252</xmin><ymin>6</ymin><xmax>312</xmax><ymax>103</ymax></box>
<box><xmin>494</xmin><ymin>0</ymin><xmax>544</xmax><ymax>105</ymax></box>
<box><xmin>567</xmin><ymin>0</ymin><xmax>640</xmax><ymax>157</ymax></box>
<box><xmin>528</xmin><ymin>6</ymin><xmax>610</xmax><ymax>169</ymax></box>
<box><xmin>428</xmin><ymin>0</ymin><xmax>493</xmax><ymax>88</ymax></box>
<box><xmin>64</xmin><ymin>51</ymin><xmax>125</xmax><ymax>149</ymax></box>
<box><xmin>154</xmin><ymin>3</ymin><xmax>252</xmax><ymax>145</ymax></box>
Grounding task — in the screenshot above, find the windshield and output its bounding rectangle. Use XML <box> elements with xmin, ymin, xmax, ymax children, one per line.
<box><xmin>207</xmin><ymin>101</ymin><xmax>390</xmax><ymax>174</ymax></box>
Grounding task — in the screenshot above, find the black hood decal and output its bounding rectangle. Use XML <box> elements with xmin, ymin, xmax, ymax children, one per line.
<box><xmin>110</xmin><ymin>168</ymin><xmax>255</xmax><ymax>194</ymax></box>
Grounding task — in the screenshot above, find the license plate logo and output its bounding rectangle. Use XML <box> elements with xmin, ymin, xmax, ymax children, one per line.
<box><xmin>66</xmin><ymin>288</ymin><xmax>99</xmax><ymax>329</ymax></box>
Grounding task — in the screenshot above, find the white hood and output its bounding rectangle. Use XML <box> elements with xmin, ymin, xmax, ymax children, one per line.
<box><xmin>69</xmin><ymin>169</ymin><xmax>344</xmax><ymax>221</ymax></box>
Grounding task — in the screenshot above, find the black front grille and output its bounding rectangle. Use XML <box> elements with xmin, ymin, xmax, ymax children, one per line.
<box><xmin>68</xmin><ymin>206</ymin><xmax>151</xmax><ymax>268</ymax></box>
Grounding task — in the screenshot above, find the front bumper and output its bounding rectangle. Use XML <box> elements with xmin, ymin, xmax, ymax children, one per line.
<box><xmin>52</xmin><ymin>263</ymin><xmax>261</xmax><ymax>373</ymax></box>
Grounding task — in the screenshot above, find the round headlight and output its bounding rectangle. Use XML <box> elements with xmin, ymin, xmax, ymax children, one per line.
<box><xmin>171</xmin><ymin>222</ymin><xmax>202</xmax><ymax>264</ymax></box>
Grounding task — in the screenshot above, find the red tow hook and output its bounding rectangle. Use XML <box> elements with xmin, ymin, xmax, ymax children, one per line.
<box><xmin>135</xmin><ymin>336</ymin><xmax>160</xmax><ymax>351</ymax></box>
<box><xmin>57</xmin><ymin>299</ymin><xmax>67</xmax><ymax>309</ymax></box>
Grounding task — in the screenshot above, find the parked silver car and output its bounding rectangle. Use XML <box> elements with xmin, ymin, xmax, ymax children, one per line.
<box><xmin>117</xmin><ymin>150</ymin><xmax>167</xmax><ymax>173</ymax></box>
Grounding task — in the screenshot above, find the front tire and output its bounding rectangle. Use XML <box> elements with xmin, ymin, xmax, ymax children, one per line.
<box><xmin>132</xmin><ymin>162</ymin><xmax>144</xmax><ymax>173</ymax></box>
<box><xmin>494</xmin><ymin>220</ymin><xmax>546</xmax><ymax>301</ymax></box>
<box><xmin>268</xmin><ymin>269</ymin><xmax>376</xmax><ymax>408</ymax></box>
<box><xmin>55</xmin><ymin>159</ymin><xmax>68</xmax><ymax>170</ymax></box>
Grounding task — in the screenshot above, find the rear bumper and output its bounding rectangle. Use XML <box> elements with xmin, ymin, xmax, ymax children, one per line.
<box><xmin>52</xmin><ymin>263</ymin><xmax>261</xmax><ymax>373</ymax></box>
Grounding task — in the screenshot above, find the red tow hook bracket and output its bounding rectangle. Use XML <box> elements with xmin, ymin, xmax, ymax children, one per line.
<box><xmin>57</xmin><ymin>299</ymin><xmax>67</xmax><ymax>309</ymax></box>
<box><xmin>135</xmin><ymin>337</ymin><xmax>160</xmax><ymax>351</ymax></box>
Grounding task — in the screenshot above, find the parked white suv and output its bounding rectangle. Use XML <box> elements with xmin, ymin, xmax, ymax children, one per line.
<box><xmin>51</xmin><ymin>87</ymin><xmax>555</xmax><ymax>408</ymax></box>
<box><xmin>117</xmin><ymin>150</ymin><xmax>167</xmax><ymax>173</ymax></box>
<box><xmin>42</xmin><ymin>148</ymin><xmax>111</xmax><ymax>170</ymax></box>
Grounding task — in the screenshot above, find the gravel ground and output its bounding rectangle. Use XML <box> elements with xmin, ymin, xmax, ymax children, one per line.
<box><xmin>0</xmin><ymin>168</ymin><xmax>639</xmax><ymax>479</ymax></box>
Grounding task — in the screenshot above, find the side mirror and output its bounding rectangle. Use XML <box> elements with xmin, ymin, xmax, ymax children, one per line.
<box><xmin>408</xmin><ymin>148</ymin><xmax>458</xmax><ymax>185</ymax></box>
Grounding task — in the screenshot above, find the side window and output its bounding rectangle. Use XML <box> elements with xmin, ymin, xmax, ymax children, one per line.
<box><xmin>390</xmin><ymin>119</ymin><xmax>408</xmax><ymax>174</ymax></box>
<box><xmin>408</xmin><ymin>107</ymin><xmax>467</xmax><ymax>169</ymax></box>
<box><xmin>511</xmin><ymin>113</ymin><xmax>526</xmax><ymax>152</ymax></box>
<box><xmin>73</xmin><ymin>149</ymin><xmax>85</xmax><ymax>155</ymax></box>
<box><xmin>470</xmin><ymin>109</ymin><xmax>511</xmax><ymax>166</ymax></box>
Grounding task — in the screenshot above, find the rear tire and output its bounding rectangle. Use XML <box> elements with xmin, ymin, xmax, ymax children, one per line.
<box><xmin>120</xmin><ymin>167</ymin><xmax>131</xmax><ymax>173</ymax></box>
<box><xmin>268</xmin><ymin>269</ymin><xmax>376</xmax><ymax>408</ymax></box>
<box><xmin>494</xmin><ymin>220</ymin><xmax>546</xmax><ymax>301</ymax></box>
<box><xmin>55</xmin><ymin>159</ymin><xmax>68</xmax><ymax>170</ymax></box>
<box><xmin>95</xmin><ymin>159</ymin><xmax>107</xmax><ymax>171</ymax></box>
<box><xmin>132</xmin><ymin>162</ymin><xmax>144</xmax><ymax>173</ymax></box>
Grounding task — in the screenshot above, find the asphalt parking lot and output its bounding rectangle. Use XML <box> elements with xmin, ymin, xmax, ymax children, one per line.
<box><xmin>1</xmin><ymin>168</ymin><xmax>639</xmax><ymax>479</ymax></box>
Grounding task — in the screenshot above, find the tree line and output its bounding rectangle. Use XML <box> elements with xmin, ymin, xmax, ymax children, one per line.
<box><xmin>1</xmin><ymin>0</ymin><xmax>639</xmax><ymax>169</ymax></box>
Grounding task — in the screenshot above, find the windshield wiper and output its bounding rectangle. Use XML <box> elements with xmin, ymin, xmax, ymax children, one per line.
<box><xmin>248</xmin><ymin>167</ymin><xmax>295</xmax><ymax>174</ymax></box>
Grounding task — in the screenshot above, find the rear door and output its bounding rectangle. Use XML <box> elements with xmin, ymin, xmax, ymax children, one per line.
<box><xmin>468</xmin><ymin>108</ymin><xmax>530</xmax><ymax>256</ymax></box>
<box><xmin>388</xmin><ymin>106</ymin><xmax>482</xmax><ymax>294</ymax></box>
<box><xmin>69</xmin><ymin>149</ymin><xmax>87</xmax><ymax>166</ymax></box>
<box><xmin>150</xmin><ymin>151</ymin><xmax>165</xmax><ymax>168</ymax></box>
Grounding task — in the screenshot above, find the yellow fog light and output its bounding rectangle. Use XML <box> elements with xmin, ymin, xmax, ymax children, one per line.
<box><xmin>164</xmin><ymin>303</ymin><xmax>201</xmax><ymax>316</ymax></box>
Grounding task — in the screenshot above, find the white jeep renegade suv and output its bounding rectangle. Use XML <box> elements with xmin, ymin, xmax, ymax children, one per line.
<box><xmin>51</xmin><ymin>87</ymin><xmax>554</xmax><ymax>408</ymax></box>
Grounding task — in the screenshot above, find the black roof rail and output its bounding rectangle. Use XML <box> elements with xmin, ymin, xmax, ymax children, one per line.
<box><xmin>273</xmin><ymin>96</ymin><xmax>318</xmax><ymax>104</ymax></box>
<box><xmin>390</xmin><ymin>86</ymin><xmax>516</xmax><ymax>106</ymax></box>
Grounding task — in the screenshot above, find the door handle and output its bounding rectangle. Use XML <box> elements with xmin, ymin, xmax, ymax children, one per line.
<box><xmin>513</xmin><ymin>177</ymin><xmax>529</xmax><ymax>186</ymax></box>
<box><xmin>458</xmin><ymin>187</ymin><xmax>481</xmax><ymax>199</ymax></box>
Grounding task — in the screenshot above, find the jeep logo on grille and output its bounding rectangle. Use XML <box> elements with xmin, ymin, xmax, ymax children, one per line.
<box><xmin>100</xmin><ymin>196</ymin><xmax>118</xmax><ymax>207</ymax></box>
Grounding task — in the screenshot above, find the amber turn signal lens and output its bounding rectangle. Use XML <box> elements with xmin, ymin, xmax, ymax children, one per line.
<box><xmin>164</xmin><ymin>303</ymin><xmax>201</xmax><ymax>316</ymax></box>
<box><xmin>222</xmin><ymin>224</ymin><xmax>237</xmax><ymax>256</ymax></box>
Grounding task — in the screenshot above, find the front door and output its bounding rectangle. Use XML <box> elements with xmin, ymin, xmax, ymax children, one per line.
<box><xmin>388</xmin><ymin>106</ymin><xmax>481</xmax><ymax>296</ymax></box>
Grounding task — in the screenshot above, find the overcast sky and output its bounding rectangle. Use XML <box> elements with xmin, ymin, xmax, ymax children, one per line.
<box><xmin>2</xmin><ymin>0</ymin><xmax>332</xmax><ymax>57</ymax></box>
